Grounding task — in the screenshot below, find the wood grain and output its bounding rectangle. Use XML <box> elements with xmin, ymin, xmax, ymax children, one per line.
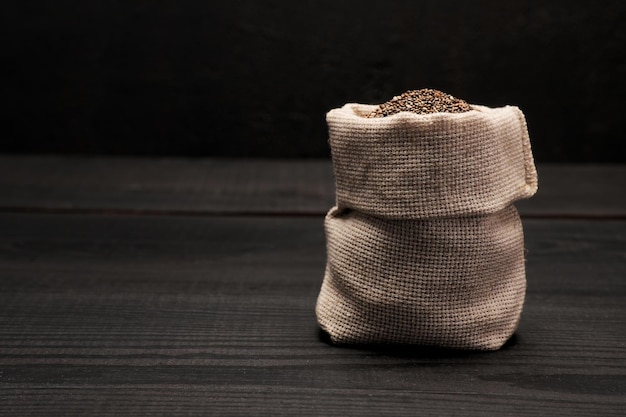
<box><xmin>0</xmin><ymin>156</ymin><xmax>336</xmax><ymax>215</ymax></box>
<box><xmin>515</xmin><ymin>164</ymin><xmax>626</xmax><ymax>218</ymax></box>
<box><xmin>0</xmin><ymin>156</ymin><xmax>624</xmax><ymax>217</ymax></box>
<box><xmin>0</xmin><ymin>213</ymin><xmax>624</xmax><ymax>416</ymax></box>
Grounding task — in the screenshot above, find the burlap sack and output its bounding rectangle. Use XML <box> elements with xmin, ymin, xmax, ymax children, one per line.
<box><xmin>316</xmin><ymin>103</ymin><xmax>538</xmax><ymax>350</ymax></box>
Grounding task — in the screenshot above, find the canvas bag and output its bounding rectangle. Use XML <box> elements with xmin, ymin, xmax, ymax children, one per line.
<box><xmin>316</xmin><ymin>103</ymin><xmax>538</xmax><ymax>350</ymax></box>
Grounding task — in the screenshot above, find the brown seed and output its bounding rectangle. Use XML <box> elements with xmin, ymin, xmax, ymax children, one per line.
<box><xmin>364</xmin><ymin>89</ymin><xmax>472</xmax><ymax>117</ymax></box>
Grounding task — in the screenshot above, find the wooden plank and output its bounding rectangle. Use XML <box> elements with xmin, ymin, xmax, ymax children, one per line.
<box><xmin>0</xmin><ymin>156</ymin><xmax>624</xmax><ymax>217</ymax></box>
<box><xmin>0</xmin><ymin>213</ymin><xmax>624</xmax><ymax>416</ymax></box>
<box><xmin>0</xmin><ymin>156</ymin><xmax>336</xmax><ymax>215</ymax></box>
<box><xmin>515</xmin><ymin>164</ymin><xmax>626</xmax><ymax>218</ymax></box>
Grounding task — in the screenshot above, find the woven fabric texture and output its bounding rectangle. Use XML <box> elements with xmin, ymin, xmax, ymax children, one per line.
<box><xmin>327</xmin><ymin>103</ymin><xmax>537</xmax><ymax>219</ymax></box>
<box><xmin>317</xmin><ymin>205</ymin><xmax>526</xmax><ymax>350</ymax></box>
<box><xmin>317</xmin><ymin>103</ymin><xmax>538</xmax><ymax>350</ymax></box>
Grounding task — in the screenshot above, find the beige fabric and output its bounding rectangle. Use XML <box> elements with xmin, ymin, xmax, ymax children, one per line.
<box><xmin>317</xmin><ymin>103</ymin><xmax>538</xmax><ymax>350</ymax></box>
<box><xmin>327</xmin><ymin>103</ymin><xmax>537</xmax><ymax>219</ymax></box>
<box><xmin>317</xmin><ymin>205</ymin><xmax>526</xmax><ymax>350</ymax></box>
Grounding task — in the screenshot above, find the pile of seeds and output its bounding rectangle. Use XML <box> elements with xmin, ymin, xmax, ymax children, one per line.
<box><xmin>364</xmin><ymin>89</ymin><xmax>472</xmax><ymax>117</ymax></box>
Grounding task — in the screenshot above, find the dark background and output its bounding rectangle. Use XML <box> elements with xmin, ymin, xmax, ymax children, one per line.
<box><xmin>2</xmin><ymin>1</ymin><xmax>625</xmax><ymax>161</ymax></box>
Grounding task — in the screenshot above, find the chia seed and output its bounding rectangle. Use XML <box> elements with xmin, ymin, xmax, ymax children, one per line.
<box><xmin>365</xmin><ymin>89</ymin><xmax>472</xmax><ymax>117</ymax></box>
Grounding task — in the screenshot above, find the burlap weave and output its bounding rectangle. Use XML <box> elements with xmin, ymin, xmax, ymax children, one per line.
<box><xmin>316</xmin><ymin>103</ymin><xmax>538</xmax><ymax>350</ymax></box>
<box><xmin>327</xmin><ymin>103</ymin><xmax>537</xmax><ymax>219</ymax></box>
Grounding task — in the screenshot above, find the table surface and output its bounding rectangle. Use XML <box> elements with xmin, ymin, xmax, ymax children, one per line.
<box><xmin>0</xmin><ymin>156</ymin><xmax>624</xmax><ymax>416</ymax></box>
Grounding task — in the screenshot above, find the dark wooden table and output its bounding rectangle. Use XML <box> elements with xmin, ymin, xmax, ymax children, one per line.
<box><xmin>0</xmin><ymin>156</ymin><xmax>624</xmax><ymax>416</ymax></box>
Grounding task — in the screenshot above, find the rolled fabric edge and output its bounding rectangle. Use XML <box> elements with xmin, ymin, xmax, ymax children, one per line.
<box><xmin>327</xmin><ymin>103</ymin><xmax>538</xmax><ymax>220</ymax></box>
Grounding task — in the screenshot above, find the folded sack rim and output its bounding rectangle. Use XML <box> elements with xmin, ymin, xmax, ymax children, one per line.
<box><xmin>327</xmin><ymin>103</ymin><xmax>538</xmax><ymax>220</ymax></box>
